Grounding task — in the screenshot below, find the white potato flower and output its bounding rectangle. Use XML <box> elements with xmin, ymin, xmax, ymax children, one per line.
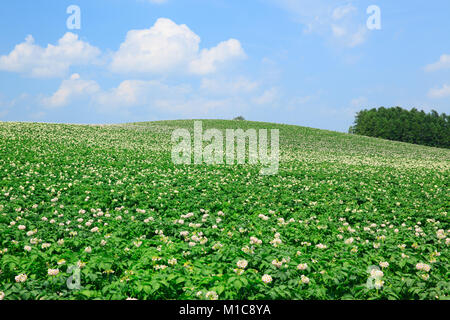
<box><xmin>262</xmin><ymin>274</ymin><xmax>273</xmax><ymax>284</ymax></box>
<box><xmin>237</xmin><ymin>259</ymin><xmax>248</xmax><ymax>269</ymax></box>
<box><xmin>301</xmin><ymin>275</ymin><xmax>310</xmax><ymax>284</ymax></box>
<box><xmin>15</xmin><ymin>273</ymin><xmax>27</xmax><ymax>283</ymax></box>
<box><xmin>297</xmin><ymin>263</ymin><xmax>308</xmax><ymax>270</ymax></box>
<box><xmin>48</xmin><ymin>268</ymin><xmax>60</xmax><ymax>276</ymax></box>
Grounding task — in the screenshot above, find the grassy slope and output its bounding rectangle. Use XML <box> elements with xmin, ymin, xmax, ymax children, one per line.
<box><xmin>0</xmin><ymin>120</ymin><xmax>448</xmax><ymax>299</ymax></box>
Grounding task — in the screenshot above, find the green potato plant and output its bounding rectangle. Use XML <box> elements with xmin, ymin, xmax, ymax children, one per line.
<box><xmin>0</xmin><ymin>120</ymin><xmax>448</xmax><ymax>300</ymax></box>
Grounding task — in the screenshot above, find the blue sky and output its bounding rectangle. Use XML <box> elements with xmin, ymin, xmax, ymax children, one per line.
<box><xmin>0</xmin><ymin>0</ymin><xmax>449</xmax><ymax>132</ymax></box>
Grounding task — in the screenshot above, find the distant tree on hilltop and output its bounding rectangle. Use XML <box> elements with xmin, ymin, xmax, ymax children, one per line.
<box><xmin>350</xmin><ymin>107</ymin><xmax>449</xmax><ymax>148</ymax></box>
<box><xmin>233</xmin><ymin>116</ymin><xmax>246</xmax><ymax>121</ymax></box>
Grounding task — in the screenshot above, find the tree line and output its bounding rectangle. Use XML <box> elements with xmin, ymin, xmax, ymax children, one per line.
<box><xmin>349</xmin><ymin>107</ymin><xmax>449</xmax><ymax>148</ymax></box>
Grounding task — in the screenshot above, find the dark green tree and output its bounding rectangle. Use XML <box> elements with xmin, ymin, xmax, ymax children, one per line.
<box><xmin>350</xmin><ymin>107</ymin><xmax>449</xmax><ymax>148</ymax></box>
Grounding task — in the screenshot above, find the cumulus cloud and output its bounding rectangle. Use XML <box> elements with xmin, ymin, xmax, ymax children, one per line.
<box><xmin>95</xmin><ymin>80</ymin><xmax>152</xmax><ymax>108</ymax></box>
<box><xmin>94</xmin><ymin>80</ymin><xmax>248</xmax><ymax>116</ymax></box>
<box><xmin>189</xmin><ymin>39</ymin><xmax>246</xmax><ymax>75</ymax></box>
<box><xmin>0</xmin><ymin>18</ymin><xmax>244</xmax><ymax>79</ymax></box>
<box><xmin>43</xmin><ymin>73</ymin><xmax>195</xmax><ymax>110</ymax></box>
<box><xmin>424</xmin><ymin>54</ymin><xmax>450</xmax><ymax>72</ymax></box>
<box><xmin>272</xmin><ymin>0</ymin><xmax>368</xmax><ymax>48</ymax></box>
<box><xmin>0</xmin><ymin>33</ymin><xmax>101</xmax><ymax>78</ymax></box>
<box><xmin>42</xmin><ymin>73</ymin><xmax>100</xmax><ymax>107</ymax></box>
<box><xmin>99</xmin><ymin>79</ymin><xmax>279</xmax><ymax>115</ymax></box>
<box><xmin>42</xmin><ymin>71</ymin><xmax>278</xmax><ymax>119</ymax></box>
<box><xmin>428</xmin><ymin>84</ymin><xmax>450</xmax><ymax>98</ymax></box>
<box><xmin>94</xmin><ymin>79</ymin><xmax>191</xmax><ymax>109</ymax></box>
<box><xmin>110</xmin><ymin>18</ymin><xmax>245</xmax><ymax>75</ymax></box>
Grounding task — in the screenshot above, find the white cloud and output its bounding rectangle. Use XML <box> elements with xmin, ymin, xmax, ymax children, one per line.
<box><xmin>332</xmin><ymin>4</ymin><xmax>356</xmax><ymax>20</ymax></box>
<box><xmin>95</xmin><ymin>80</ymin><xmax>151</xmax><ymax>108</ymax></box>
<box><xmin>0</xmin><ymin>33</ymin><xmax>101</xmax><ymax>78</ymax></box>
<box><xmin>252</xmin><ymin>87</ymin><xmax>278</xmax><ymax>105</ymax></box>
<box><xmin>94</xmin><ymin>79</ymin><xmax>191</xmax><ymax>109</ymax></box>
<box><xmin>110</xmin><ymin>18</ymin><xmax>245</xmax><ymax>75</ymax></box>
<box><xmin>42</xmin><ymin>73</ymin><xmax>100</xmax><ymax>107</ymax></box>
<box><xmin>428</xmin><ymin>84</ymin><xmax>450</xmax><ymax>98</ymax></box>
<box><xmin>424</xmin><ymin>54</ymin><xmax>450</xmax><ymax>72</ymax></box>
<box><xmin>189</xmin><ymin>39</ymin><xmax>245</xmax><ymax>75</ymax></box>
<box><xmin>346</xmin><ymin>26</ymin><xmax>367</xmax><ymax>48</ymax></box>
<box><xmin>111</xmin><ymin>18</ymin><xmax>199</xmax><ymax>74</ymax></box>
<box><xmin>272</xmin><ymin>0</ymin><xmax>368</xmax><ymax>47</ymax></box>
<box><xmin>42</xmin><ymin>65</ymin><xmax>276</xmax><ymax>117</ymax></box>
<box><xmin>331</xmin><ymin>24</ymin><xmax>346</xmax><ymax>37</ymax></box>
<box><xmin>94</xmin><ymin>79</ymin><xmax>252</xmax><ymax>116</ymax></box>
<box><xmin>94</xmin><ymin>78</ymin><xmax>261</xmax><ymax>116</ymax></box>
<box><xmin>331</xmin><ymin>24</ymin><xmax>366</xmax><ymax>47</ymax></box>
<box><xmin>45</xmin><ymin>74</ymin><xmax>239</xmax><ymax>114</ymax></box>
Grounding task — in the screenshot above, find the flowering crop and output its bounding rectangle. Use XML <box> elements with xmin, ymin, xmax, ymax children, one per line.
<box><xmin>0</xmin><ymin>120</ymin><xmax>448</xmax><ymax>300</ymax></box>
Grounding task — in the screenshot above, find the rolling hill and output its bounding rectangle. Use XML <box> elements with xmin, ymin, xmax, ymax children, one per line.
<box><xmin>0</xmin><ymin>120</ymin><xmax>448</xmax><ymax>300</ymax></box>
